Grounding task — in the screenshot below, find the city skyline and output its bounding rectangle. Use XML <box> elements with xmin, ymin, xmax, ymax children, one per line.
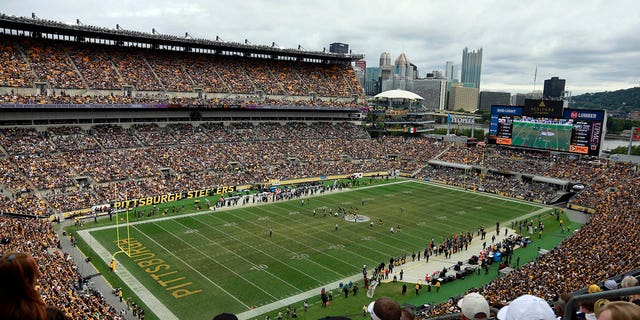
<box><xmin>1</xmin><ymin>0</ymin><xmax>638</xmax><ymax>95</ymax></box>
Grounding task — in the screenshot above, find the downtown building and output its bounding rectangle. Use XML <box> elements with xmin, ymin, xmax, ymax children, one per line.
<box><xmin>543</xmin><ymin>76</ymin><xmax>566</xmax><ymax>99</ymax></box>
<box><xmin>479</xmin><ymin>91</ymin><xmax>511</xmax><ymax>111</ymax></box>
<box><xmin>461</xmin><ymin>47</ymin><xmax>483</xmax><ymax>89</ymax></box>
<box><xmin>413</xmin><ymin>72</ymin><xmax>447</xmax><ymax>111</ymax></box>
<box><xmin>448</xmin><ymin>82</ymin><xmax>479</xmax><ymax>112</ymax></box>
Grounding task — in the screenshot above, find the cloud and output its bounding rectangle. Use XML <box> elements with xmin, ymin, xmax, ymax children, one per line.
<box><xmin>1</xmin><ymin>0</ymin><xmax>638</xmax><ymax>94</ymax></box>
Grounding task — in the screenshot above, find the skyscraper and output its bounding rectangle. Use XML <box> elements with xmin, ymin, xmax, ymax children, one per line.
<box><xmin>461</xmin><ymin>47</ymin><xmax>483</xmax><ymax>89</ymax></box>
<box><xmin>445</xmin><ymin>61</ymin><xmax>459</xmax><ymax>82</ymax></box>
<box><xmin>543</xmin><ymin>76</ymin><xmax>566</xmax><ymax>99</ymax></box>
<box><xmin>379</xmin><ymin>52</ymin><xmax>391</xmax><ymax>67</ymax></box>
<box><xmin>413</xmin><ymin>76</ymin><xmax>447</xmax><ymax>111</ymax></box>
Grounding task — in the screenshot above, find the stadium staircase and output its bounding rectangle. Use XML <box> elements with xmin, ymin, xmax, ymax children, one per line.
<box><xmin>142</xmin><ymin>55</ymin><xmax>167</xmax><ymax>92</ymax></box>
<box><xmin>266</xmin><ymin>66</ymin><xmax>287</xmax><ymax>96</ymax></box>
<box><xmin>12</xmin><ymin>162</ymin><xmax>38</xmax><ymax>201</ymax></box>
<box><xmin>547</xmin><ymin>191</ymin><xmax>574</xmax><ymax>205</ymax></box>
<box><xmin>64</xmin><ymin>49</ymin><xmax>90</xmax><ymax>90</ymax></box>
<box><xmin>214</xmin><ymin>68</ymin><xmax>233</xmax><ymax>94</ymax></box>
<box><xmin>14</xmin><ymin>40</ymin><xmax>40</xmax><ymax>85</ymax></box>
<box><xmin>433</xmin><ymin>143</ymin><xmax>453</xmax><ymax>160</ymax></box>
<box><xmin>107</xmin><ymin>56</ymin><xmax>126</xmax><ymax>88</ymax></box>
<box><xmin>180</xmin><ymin>64</ymin><xmax>198</xmax><ymax>90</ymax></box>
<box><xmin>295</xmin><ymin>68</ymin><xmax>313</xmax><ymax>98</ymax></box>
<box><xmin>241</xmin><ymin>65</ymin><xmax>259</xmax><ymax>94</ymax></box>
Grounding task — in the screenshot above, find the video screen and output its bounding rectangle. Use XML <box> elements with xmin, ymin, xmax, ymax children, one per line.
<box><xmin>490</xmin><ymin>105</ymin><xmax>605</xmax><ymax>156</ymax></box>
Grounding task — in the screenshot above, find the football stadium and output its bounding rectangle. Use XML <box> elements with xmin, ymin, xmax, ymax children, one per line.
<box><xmin>0</xmin><ymin>13</ymin><xmax>639</xmax><ymax>320</ymax></box>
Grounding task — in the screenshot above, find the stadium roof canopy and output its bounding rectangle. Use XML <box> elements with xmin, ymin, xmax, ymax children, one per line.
<box><xmin>0</xmin><ymin>14</ymin><xmax>363</xmax><ymax>63</ymax></box>
<box><xmin>374</xmin><ymin>90</ymin><xmax>424</xmax><ymax>100</ymax></box>
<box><xmin>532</xmin><ymin>176</ymin><xmax>569</xmax><ymax>186</ymax></box>
<box><xmin>428</xmin><ymin>160</ymin><xmax>472</xmax><ymax>170</ymax></box>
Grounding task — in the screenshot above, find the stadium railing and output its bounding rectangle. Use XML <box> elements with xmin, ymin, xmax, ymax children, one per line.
<box><xmin>563</xmin><ymin>287</ymin><xmax>640</xmax><ymax>320</ymax></box>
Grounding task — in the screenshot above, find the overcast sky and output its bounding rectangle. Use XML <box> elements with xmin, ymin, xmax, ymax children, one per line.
<box><xmin>1</xmin><ymin>0</ymin><xmax>639</xmax><ymax>95</ymax></box>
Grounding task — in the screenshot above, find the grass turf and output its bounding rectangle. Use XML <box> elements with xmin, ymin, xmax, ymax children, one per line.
<box><xmin>75</xmin><ymin>179</ymin><xmax>551</xmax><ymax>319</ymax></box>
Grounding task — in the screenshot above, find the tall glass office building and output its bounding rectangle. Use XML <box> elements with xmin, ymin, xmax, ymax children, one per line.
<box><xmin>461</xmin><ymin>47</ymin><xmax>483</xmax><ymax>89</ymax></box>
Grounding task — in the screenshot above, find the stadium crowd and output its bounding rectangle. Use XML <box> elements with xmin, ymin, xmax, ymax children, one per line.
<box><xmin>2</xmin><ymin>122</ymin><xmax>639</xmax><ymax>319</ymax></box>
<box><xmin>425</xmin><ymin>170</ymin><xmax>640</xmax><ymax>318</ymax></box>
<box><xmin>0</xmin><ymin>121</ymin><xmax>631</xmax><ymax>216</ymax></box>
<box><xmin>0</xmin><ymin>34</ymin><xmax>366</xmax><ymax>110</ymax></box>
<box><xmin>1</xmin><ymin>27</ymin><xmax>639</xmax><ymax>320</ymax></box>
<box><xmin>0</xmin><ymin>216</ymin><xmax>121</xmax><ymax>319</ymax></box>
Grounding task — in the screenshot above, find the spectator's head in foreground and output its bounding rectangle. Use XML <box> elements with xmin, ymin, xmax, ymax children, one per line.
<box><xmin>213</xmin><ymin>313</ymin><xmax>238</xmax><ymax>320</ymax></box>
<box><xmin>458</xmin><ymin>292</ymin><xmax>490</xmax><ymax>320</ymax></box>
<box><xmin>497</xmin><ymin>294</ymin><xmax>555</xmax><ymax>320</ymax></box>
<box><xmin>0</xmin><ymin>252</ymin><xmax>47</xmax><ymax>320</ymax></box>
<box><xmin>596</xmin><ymin>301</ymin><xmax>640</xmax><ymax>320</ymax></box>
<box><xmin>368</xmin><ymin>297</ymin><xmax>401</xmax><ymax>320</ymax></box>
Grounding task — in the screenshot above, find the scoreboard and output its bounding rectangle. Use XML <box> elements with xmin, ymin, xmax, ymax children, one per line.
<box><xmin>489</xmin><ymin>102</ymin><xmax>606</xmax><ymax>156</ymax></box>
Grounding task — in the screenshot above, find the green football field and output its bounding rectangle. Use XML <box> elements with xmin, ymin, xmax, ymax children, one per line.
<box><xmin>79</xmin><ymin>180</ymin><xmax>545</xmax><ymax>320</ymax></box>
<box><xmin>511</xmin><ymin>121</ymin><xmax>573</xmax><ymax>151</ymax></box>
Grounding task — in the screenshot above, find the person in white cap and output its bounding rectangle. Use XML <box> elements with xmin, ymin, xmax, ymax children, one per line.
<box><xmin>367</xmin><ymin>296</ymin><xmax>401</xmax><ymax>320</ymax></box>
<box><xmin>497</xmin><ymin>294</ymin><xmax>556</xmax><ymax>320</ymax></box>
<box><xmin>604</xmin><ymin>279</ymin><xmax>618</xmax><ymax>291</ymax></box>
<box><xmin>458</xmin><ymin>292</ymin><xmax>490</xmax><ymax>319</ymax></box>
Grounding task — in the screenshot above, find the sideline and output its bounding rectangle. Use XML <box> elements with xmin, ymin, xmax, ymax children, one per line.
<box><xmin>78</xmin><ymin>179</ymin><xmax>412</xmax><ymax>233</ymax></box>
<box><xmin>75</xmin><ymin>179</ymin><xmax>554</xmax><ymax>319</ymax></box>
<box><xmin>76</xmin><ymin>229</ymin><xmax>179</xmax><ymax>320</ymax></box>
<box><xmin>73</xmin><ymin>179</ymin><xmax>409</xmax><ymax>319</ymax></box>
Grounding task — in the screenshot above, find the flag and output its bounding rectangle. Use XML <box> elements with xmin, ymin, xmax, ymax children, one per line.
<box><xmin>407</xmin><ymin>127</ymin><xmax>417</xmax><ymax>133</ymax></box>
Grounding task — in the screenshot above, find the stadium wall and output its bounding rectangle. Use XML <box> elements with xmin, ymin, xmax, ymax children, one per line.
<box><xmin>0</xmin><ymin>109</ymin><xmax>363</xmax><ymax>126</ymax></box>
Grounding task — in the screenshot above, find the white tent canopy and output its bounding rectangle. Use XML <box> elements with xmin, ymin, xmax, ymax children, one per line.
<box><xmin>374</xmin><ymin>89</ymin><xmax>424</xmax><ymax>100</ymax></box>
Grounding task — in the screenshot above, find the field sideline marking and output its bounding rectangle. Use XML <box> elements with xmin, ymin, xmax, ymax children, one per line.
<box><xmin>78</xmin><ymin>179</ymin><xmax>548</xmax><ymax>318</ymax></box>
<box><xmin>419</xmin><ymin>179</ymin><xmax>548</xmax><ymax>208</ymax></box>
<box><xmin>76</xmin><ymin>229</ymin><xmax>179</xmax><ymax>320</ymax></box>
<box><xmin>72</xmin><ymin>180</ymin><xmax>409</xmax><ymax>318</ymax></box>
<box><xmin>133</xmin><ymin>224</ymin><xmax>251</xmax><ymax>307</ymax></box>
<box><xmin>150</xmin><ymin>221</ymin><xmax>290</xmax><ymax>300</ymax></box>
<box><xmin>79</xmin><ymin>179</ymin><xmax>412</xmax><ymax>233</ymax></box>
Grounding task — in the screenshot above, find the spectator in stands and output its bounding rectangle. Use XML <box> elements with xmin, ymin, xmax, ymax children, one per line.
<box><xmin>621</xmin><ymin>276</ymin><xmax>639</xmax><ymax>289</ymax></box>
<box><xmin>212</xmin><ymin>312</ymin><xmax>238</xmax><ymax>320</ymax></box>
<box><xmin>604</xmin><ymin>279</ymin><xmax>618</xmax><ymax>291</ymax></box>
<box><xmin>620</xmin><ymin>276</ymin><xmax>640</xmax><ymax>305</ymax></box>
<box><xmin>458</xmin><ymin>292</ymin><xmax>490</xmax><ymax>320</ymax></box>
<box><xmin>497</xmin><ymin>294</ymin><xmax>555</xmax><ymax>320</ymax></box>
<box><xmin>0</xmin><ymin>252</ymin><xmax>69</xmax><ymax>320</ymax></box>
<box><xmin>368</xmin><ymin>296</ymin><xmax>401</xmax><ymax>320</ymax></box>
<box><xmin>596</xmin><ymin>301</ymin><xmax>640</xmax><ymax>320</ymax></box>
<box><xmin>589</xmin><ymin>284</ymin><xmax>602</xmax><ymax>294</ymax></box>
<box><xmin>400</xmin><ymin>307</ymin><xmax>415</xmax><ymax>320</ymax></box>
<box><xmin>0</xmin><ymin>217</ymin><xmax>119</xmax><ymax>319</ymax></box>
<box><xmin>578</xmin><ymin>300</ymin><xmax>596</xmax><ymax>320</ymax></box>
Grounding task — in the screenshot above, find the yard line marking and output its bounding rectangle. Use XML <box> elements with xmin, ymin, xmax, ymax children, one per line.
<box><xmin>132</xmin><ymin>224</ymin><xmax>251</xmax><ymax>308</ymax></box>
<box><xmin>171</xmin><ymin>218</ymin><xmax>303</xmax><ymax>291</ymax></box>
<box><xmin>237</xmin><ymin>203</ymin><xmax>414</xmax><ymax>263</ymax></box>
<box><xmin>76</xmin><ymin>230</ymin><xmax>179</xmax><ymax>320</ymax></box>
<box><xmin>148</xmin><ymin>222</ymin><xmax>281</xmax><ymax>301</ymax></box>
<box><xmin>190</xmin><ymin>214</ymin><xmax>341</xmax><ymax>280</ymax></box>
